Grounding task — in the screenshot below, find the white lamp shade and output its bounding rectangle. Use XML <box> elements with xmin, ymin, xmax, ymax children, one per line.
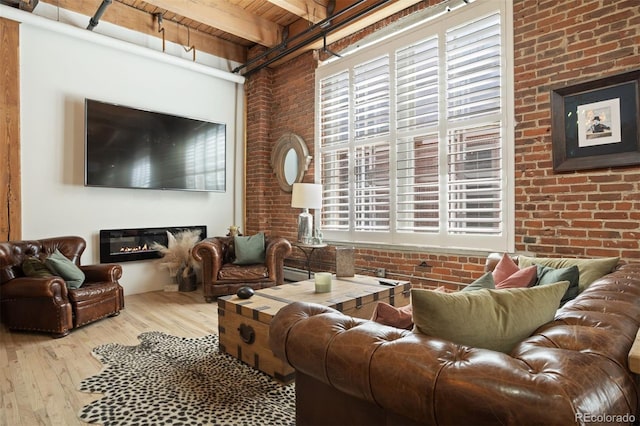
<box><xmin>291</xmin><ymin>183</ymin><xmax>322</xmax><ymax>209</ymax></box>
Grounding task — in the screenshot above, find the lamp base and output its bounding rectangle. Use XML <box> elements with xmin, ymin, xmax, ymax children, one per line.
<box><xmin>297</xmin><ymin>209</ymin><xmax>313</xmax><ymax>244</ymax></box>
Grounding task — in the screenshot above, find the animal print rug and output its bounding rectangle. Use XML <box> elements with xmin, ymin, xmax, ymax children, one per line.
<box><xmin>78</xmin><ymin>331</ymin><xmax>295</xmax><ymax>425</ymax></box>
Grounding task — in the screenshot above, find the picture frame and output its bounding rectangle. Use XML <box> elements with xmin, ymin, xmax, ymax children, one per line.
<box><xmin>550</xmin><ymin>69</ymin><xmax>640</xmax><ymax>172</ymax></box>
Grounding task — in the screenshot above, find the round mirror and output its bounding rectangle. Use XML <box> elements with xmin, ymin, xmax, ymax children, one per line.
<box><xmin>271</xmin><ymin>132</ymin><xmax>311</xmax><ymax>192</ymax></box>
<box><xmin>283</xmin><ymin>148</ymin><xmax>299</xmax><ymax>185</ymax></box>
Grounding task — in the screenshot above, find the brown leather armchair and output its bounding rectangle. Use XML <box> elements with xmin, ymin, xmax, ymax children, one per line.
<box><xmin>192</xmin><ymin>235</ymin><xmax>292</xmax><ymax>302</ymax></box>
<box><xmin>0</xmin><ymin>236</ymin><xmax>124</xmax><ymax>338</ymax></box>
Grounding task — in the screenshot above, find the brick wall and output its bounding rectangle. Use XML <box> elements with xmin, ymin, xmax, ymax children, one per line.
<box><xmin>245</xmin><ymin>0</ymin><xmax>640</xmax><ymax>289</ymax></box>
<box><xmin>514</xmin><ymin>0</ymin><xmax>640</xmax><ymax>261</ymax></box>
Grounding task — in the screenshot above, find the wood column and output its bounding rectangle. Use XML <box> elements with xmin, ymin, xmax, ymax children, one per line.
<box><xmin>0</xmin><ymin>17</ymin><xmax>21</xmax><ymax>241</ymax></box>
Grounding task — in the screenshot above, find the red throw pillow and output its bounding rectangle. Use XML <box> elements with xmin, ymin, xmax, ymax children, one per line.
<box><xmin>370</xmin><ymin>302</ymin><xmax>413</xmax><ymax>330</ymax></box>
<box><xmin>493</xmin><ymin>253</ymin><xmax>537</xmax><ymax>289</ymax></box>
<box><xmin>492</xmin><ymin>253</ymin><xmax>520</xmax><ymax>284</ymax></box>
<box><xmin>495</xmin><ymin>265</ymin><xmax>537</xmax><ymax>289</ymax></box>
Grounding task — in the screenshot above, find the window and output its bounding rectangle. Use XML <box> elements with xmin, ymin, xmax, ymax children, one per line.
<box><xmin>316</xmin><ymin>0</ymin><xmax>514</xmax><ymax>252</ymax></box>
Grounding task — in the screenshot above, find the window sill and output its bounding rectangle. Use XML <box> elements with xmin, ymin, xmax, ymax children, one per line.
<box><xmin>323</xmin><ymin>239</ymin><xmax>496</xmax><ymax>258</ymax></box>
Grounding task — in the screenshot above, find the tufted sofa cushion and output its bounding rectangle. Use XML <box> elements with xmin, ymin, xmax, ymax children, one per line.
<box><xmin>270</xmin><ymin>263</ymin><xmax>640</xmax><ymax>425</ymax></box>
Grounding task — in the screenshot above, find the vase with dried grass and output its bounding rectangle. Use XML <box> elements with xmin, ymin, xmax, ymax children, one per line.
<box><xmin>151</xmin><ymin>229</ymin><xmax>202</xmax><ymax>292</ymax></box>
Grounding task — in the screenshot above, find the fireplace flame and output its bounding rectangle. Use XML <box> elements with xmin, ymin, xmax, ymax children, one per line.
<box><xmin>119</xmin><ymin>243</ymin><xmax>149</xmax><ymax>253</ymax></box>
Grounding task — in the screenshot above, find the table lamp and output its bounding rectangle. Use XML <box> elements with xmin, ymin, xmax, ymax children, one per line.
<box><xmin>291</xmin><ymin>183</ymin><xmax>322</xmax><ymax>244</ymax></box>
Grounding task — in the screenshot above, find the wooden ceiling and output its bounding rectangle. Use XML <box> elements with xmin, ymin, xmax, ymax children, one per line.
<box><xmin>24</xmin><ymin>0</ymin><xmax>424</xmax><ymax>74</ymax></box>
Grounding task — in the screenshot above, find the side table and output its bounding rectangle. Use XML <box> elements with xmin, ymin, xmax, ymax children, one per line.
<box><xmin>293</xmin><ymin>242</ymin><xmax>328</xmax><ymax>278</ymax></box>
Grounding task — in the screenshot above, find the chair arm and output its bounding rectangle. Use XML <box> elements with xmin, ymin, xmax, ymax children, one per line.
<box><xmin>80</xmin><ymin>263</ymin><xmax>123</xmax><ymax>282</ymax></box>
<box><xmin>192</xmin><ymin>238</ymin><xmax>225</xmax><ymax>284</ymax></box>
<box><xmin>264</xmin><ymin>237</ymin><xmax>292</xmax><ymax>285</ymax></box>
<box><xmin>0</xmin><ymin>276</ymin><xmax>69</xmax><ymax>300</ymax></box>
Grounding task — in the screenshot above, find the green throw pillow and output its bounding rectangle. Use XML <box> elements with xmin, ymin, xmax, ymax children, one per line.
<box><xmin>22</xmin><ymin>257</ymin><xmax>54</xmax><ymax>278</ymax></box>
<box><xmin>44</xmin><ymin>249</ymin><xmax>85</xmax><ymax>289</ymax></box>
<box><xmin>462</xmin><ymin>272</ymin><xmax>495</xmax><ymax>292</ymax></box>
<box><xmin>233</xmin><ymin>233</ymin><xmax>266</xmax><ymax>265</ymax></box>
<box><xmin>518</xmin><ymin>255</ymin><xmax>619</xmax><ymax>292</ymax></box>
<box><xmin>411</xmin><ymin>281</ymin><xmax>569</xmax><ymax>353</ymax></box>
<box><xmin>535</xmin><ymin>265</ymin><xmax>580</xmax><ymax>306</ymax></box>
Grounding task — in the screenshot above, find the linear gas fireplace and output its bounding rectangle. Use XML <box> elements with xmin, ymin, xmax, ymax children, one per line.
<box><xmin>99</xmin><ymin>225</ymin><xmax>207</xmax><ymax>263</ymax></box>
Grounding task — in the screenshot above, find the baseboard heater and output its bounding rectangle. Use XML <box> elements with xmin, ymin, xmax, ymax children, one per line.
<box><xmin>284</xmin><ymin>266</ymin><xmax>311</xmax><ymax>282</ymax></box>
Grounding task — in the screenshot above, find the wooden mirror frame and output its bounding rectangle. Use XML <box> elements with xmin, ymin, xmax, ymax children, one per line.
<box><xmin>271</xmin><ymin>132</ymin><xmax>311</xmax><ymax>192</ymax></box>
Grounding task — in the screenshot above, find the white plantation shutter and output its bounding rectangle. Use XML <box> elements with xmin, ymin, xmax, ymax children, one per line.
<box><xmin>447</xmin><ymin>13</ymin><xmax>502</xmax><ymax>121</ymax></box>
<box><xmin>447</xmin><ymin>125</ymin><xmax>502</xmax><ymax>234</ymax></box>
<box><xmin>354</xmin><ymin>56</ymin><xmax>390</xmax><ymax>140</ymax></box>
<box><xmin>354</xmin><ymin>143</ymin><xmax>390</xmax><ymax>231</ymax></box>
<box><xmin>396</xmin><ymin>134</ymin><xmax>439</xmax><ymax>232</ymax></box>
<box><xmin>320</xmin><ymin>71</ymin><xmax>350</xmax><ymax>147</ymax></box>
<box><xmin>353</xmin><ymin>56</ymin><xmax>391</xmax><ymax>232</ymax></box>
<box><xmin>395</xmin><ymin>36</ymin><xmax>440</xmax><ymax>233</ymax></box>
<box><xmin>320</xmin><ymin>71</ymin><xmax>350</xmax><ymax>230</ymax></box>
<box><xmin>445</xmin><ymin>12</ymin><xmax>503</xmax><ymax>236</ymax></box>
<box><xmin>321</xmin><ymin>148</ymin><xmax>350</xmax><ymax>230</ymax></box>
<box><xmin>316</xmin><ymin>1</ymin><xmax>512</xmax><ymax>251</ymax></box>
<box><xmin>396</xmin><ymin>37</ymin><xmax>439</xmax><ymax>132</ymax></box>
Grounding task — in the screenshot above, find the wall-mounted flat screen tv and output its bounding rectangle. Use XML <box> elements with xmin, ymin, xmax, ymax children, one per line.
<box><xmin>85</xmin><ymin>99</ymin><xmax>226</xmax><ymax>192</ymax></box>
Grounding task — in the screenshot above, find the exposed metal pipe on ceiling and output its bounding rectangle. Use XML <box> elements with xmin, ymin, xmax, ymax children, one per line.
<box><xmin>87</xmin><ymin>0</ymin><xmax>112</xmax><ymax>31</ymax></box>
<box><xmin>233</xmin><ymin>0</ymin><xmax>393</xmax><ymax>77</ymax></box>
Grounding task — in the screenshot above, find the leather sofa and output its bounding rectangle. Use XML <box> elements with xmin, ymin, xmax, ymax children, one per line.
<box><xmin>0</xmin><ymin>236</ymin><xmax>124</xmax><ymax>337</ymax></box>
<box><xmin>270</xmin><ymin>257</ymin><xmax>640</xmax><ymax>425</ymax></box>
<box><xmin>193</xmin><ymin>235</ymin><xmax>292</xmax><ymax>302</ymax></box>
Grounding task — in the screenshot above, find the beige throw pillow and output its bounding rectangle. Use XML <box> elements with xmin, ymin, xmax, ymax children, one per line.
<box><xmin>411</xmin><ymin>281</ymin><xmax>569</xmax><ymax>353</ymax></box>
<box><xmin>517</xmin><ymin>255</ymin><xmax>619</xmax><ymax>292</ymax></box>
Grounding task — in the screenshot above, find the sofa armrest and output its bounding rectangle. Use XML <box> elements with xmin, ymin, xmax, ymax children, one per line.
<box><xmin>264</xmin><ymin>237</ymin><xmax>292</xmax><ymax>284</ymax></box>
<box><xmin>80</xmin><ymin>263</ymin><xmax>123</xmax><ymax>282</ymax></box>
<box><xmin>0</xmin><ymin>276</ymin><xmax>69</xmax><ymax>300</ymax></box>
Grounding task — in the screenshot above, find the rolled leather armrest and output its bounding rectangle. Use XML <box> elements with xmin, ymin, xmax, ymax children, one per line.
<box><xmin>269</xmin><ymin>301</ymin><xmax>629</xmax><ymax>425</ymax></box>
<box><xmin>192</xmin><ymin>238</ymin><xmax>224</xmax><ymax>279</ymax></box>
<box><xmin>0</xmin><ymin>276</ymin><xmax>68</xmax><ymax>300</ymax></box>
<box><xmin>80</xmin><ymin>263</ymin><xmax>123</xmax><ymax>282</ymax></box>
<box><xmin>265</xmin><ymin>236</ymin><xmax>292</xmax><ymax>257</ymax></box>
<box><xmin>264</xmin><ymin>237</ymin><xmax>292</xmax><ymax>284</ymax></box>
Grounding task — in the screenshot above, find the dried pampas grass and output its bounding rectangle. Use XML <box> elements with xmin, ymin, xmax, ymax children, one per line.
<box><xmin>151</xmin><ymin>229</ymin><xmax>202</xmax><ymax>278</ymax></box>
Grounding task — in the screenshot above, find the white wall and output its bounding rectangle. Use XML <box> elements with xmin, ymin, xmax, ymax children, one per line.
<box><xmin>14</xmin><ymin>10</ymin><xmax>246</xmax><ymax>295</ymax></box>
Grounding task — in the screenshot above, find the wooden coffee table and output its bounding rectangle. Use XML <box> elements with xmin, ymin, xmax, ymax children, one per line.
<box><xmin>217</xmin><ymin>274</ymin><xmax>410</xmax><ymax>383</ymax></box>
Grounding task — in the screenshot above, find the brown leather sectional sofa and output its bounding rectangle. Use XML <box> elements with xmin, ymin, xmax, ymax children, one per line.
<box><xmin>270</xmin><ymin>259</ymin><xmax>640</xmax><ymax>425</ymax></box>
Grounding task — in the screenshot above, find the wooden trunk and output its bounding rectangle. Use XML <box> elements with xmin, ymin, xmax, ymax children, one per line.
<box><xmin>217</xmin><ymin>275</ymin><xmax>410</xmax><ymax>383</ymax></box>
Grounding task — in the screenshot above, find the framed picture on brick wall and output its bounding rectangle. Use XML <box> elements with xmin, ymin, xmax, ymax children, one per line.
<box><xmin>551</xmin><ymin>69</ymin><xmax>640</xmax><ymax>172</ymax></box>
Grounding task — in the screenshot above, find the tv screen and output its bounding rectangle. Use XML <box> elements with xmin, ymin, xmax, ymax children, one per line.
<box><xmin>85</xmin><ymin>99</ymin><xmax>226</xmax><ymax>192</ymax></box>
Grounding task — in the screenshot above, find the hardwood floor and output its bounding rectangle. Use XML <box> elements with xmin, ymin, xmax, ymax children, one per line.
<box><xmin>0</xmin><ymin>288</ymin><xmax>220</xmax><ymax>426</ymax></box>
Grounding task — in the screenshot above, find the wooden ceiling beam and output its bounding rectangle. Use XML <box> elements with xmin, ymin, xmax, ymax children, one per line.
<box><xmin>143</xmin><ymin>0</ymin><xmax>283</xmax><ymax>47</ymax></box>
<box><xmin>266</xmin><ymin>0</ymin><xmax>328</xmax><ymax>24</ymax></box>
<box><xmin>311</xmin><ymin>0</ymin><xmax>424</xmax><ymax>49</ymax></box>
<box><xmin>41</xmin><ymin>0</ymin><xmax>246</xmax><ymax>63</ymax></box>
<box><xmin>279</xmin><ymin>0</ymin><xmax>423</xmax><ymax>63</ymax></box>
<box><xmin>42</xmin><ymin>0</ymin><xmax>247</xmax><ymax>63</ymax></box>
